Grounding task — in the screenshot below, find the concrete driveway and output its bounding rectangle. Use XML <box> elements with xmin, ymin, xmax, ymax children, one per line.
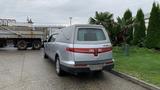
<box><xmin>0</xmin><ymin>48</ymin><xmax>148</xmax><ymax>90</ymax></box>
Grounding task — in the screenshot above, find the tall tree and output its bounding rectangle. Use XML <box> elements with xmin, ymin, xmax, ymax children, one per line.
<box><xmin>146</xmin><ymin>2</ymin><xmax>160</xmax><ymax>49</ymax></box>
<box><xmin>117</xmin><ymin>17</ymin><xmax>133</xmax><ymax>44</ymax></box>
<box><xmin>117</xmin><ymin>17</ymin><xmax>134</xmax><ymax>56</ymax></box>
<box><xmin>133</xmin><ymin>9</ymin><xmax>146</xmax><ymax>46</ymax></box>
<box><xmin>89</xmin><ymin>11</ymin><xmax>114</xmax><ymax>41</ymax></box>
<box><xmin>111</xmin><ymin>23</ymin><xmax>121</xmax><ymax>45</ymax></box>
<box><xmin>123</xmin><ymin>9</ymin><xmax>133</xmax><ymax>44</ymax></box>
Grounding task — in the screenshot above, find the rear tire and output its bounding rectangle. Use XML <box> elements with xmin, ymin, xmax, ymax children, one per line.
<box><xmin>93</xmin><ymin>70</ymin><xmax>102</xmax><ymax>74</ymax></box>
<box><xmin>55</xmin><ymin>57</ymin><xmax>65</xmax><ymax>76</ymax></box>
<box><xmin>44</xmin><ymin>53</ymin><xmax>48</xmax><ymax>59</ymax></box>
<box><xmin>32</xmin><ymin>40</ymin><xmax>41</xmax><ymax>50</ymax></box>
<box><xmin>17</xmin><ymin>40</ymin><xmax>27</xmax><ymax>50</ymax></box>
<box><xmin>106</xmin><ymin>65</ymin><xmax>114</xmax><ymax>71</ymax></box>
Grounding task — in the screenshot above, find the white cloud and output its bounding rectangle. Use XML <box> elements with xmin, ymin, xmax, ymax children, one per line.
<box><xmin>0</xmin><ymin>0</ymin><xmax>159</xmax><ymax>25</ymax></box>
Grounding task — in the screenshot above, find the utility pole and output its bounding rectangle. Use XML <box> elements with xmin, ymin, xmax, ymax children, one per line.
<box><xmin>69</xmin><ymin>17</ymin><xmax>72</xmax><ymax>26</ymax></box>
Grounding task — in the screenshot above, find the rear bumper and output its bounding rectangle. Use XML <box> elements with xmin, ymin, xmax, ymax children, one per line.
<box><xmin>61</xmin><ymin>64</ymin><xmax>114</xmax><ymax>73</ymax></box>
<box><xmin>60</xmin><ymin>60</ymin><xmax>114</xmax><ymax>73</ymax></box>
<box><xmin>60</xmin><ymin>59</ymin><xmax>114</xmax><ymax>68</ymax></box>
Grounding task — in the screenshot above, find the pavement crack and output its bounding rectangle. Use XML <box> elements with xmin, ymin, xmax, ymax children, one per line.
<box><xmin>20</xmin><ymin>52</ymin><xmax>25</xmax><ymax>81</ymax></box>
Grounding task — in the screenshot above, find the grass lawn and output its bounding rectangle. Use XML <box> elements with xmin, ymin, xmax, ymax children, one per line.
<box><xmin>113</xmin><ymin>46</ymin><xmax>160</xmax><ymax>87</ymax></box>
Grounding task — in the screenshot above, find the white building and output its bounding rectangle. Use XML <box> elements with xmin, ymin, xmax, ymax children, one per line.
<box><xmin>144</xmin><ymin>13</ymin><xmax>150</xmax><ymax>28</ymax></box>
<box><xmin>0</xmin><ymin>19</ymin><xmax>16</xmax><ymax>26</ymax></box>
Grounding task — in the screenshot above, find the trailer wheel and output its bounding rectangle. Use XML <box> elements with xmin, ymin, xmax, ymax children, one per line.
<box><xmin>17</xmin><ymin>40</ymin><xmax>27</xmax><ymax>50</ymax></box>
<box><xmin>32</xmin><ymin>40</ymin><xmax>41</xmax><ymax>50</ymax></box>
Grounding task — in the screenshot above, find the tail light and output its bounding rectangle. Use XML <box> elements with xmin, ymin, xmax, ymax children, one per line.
<box><xmin>66</xmin><ymin>47</ymin><xmax>112</xmax><ymax>54</ymax></box>
<box><xmin>106</xmin><ymin>60</ymin><xmax>113</xmax><ymax>64</ymax></box>
<box><xmin>98</xmin><ymin>47</ymin><xmax>112</xmax><ymax>53</ymax></box>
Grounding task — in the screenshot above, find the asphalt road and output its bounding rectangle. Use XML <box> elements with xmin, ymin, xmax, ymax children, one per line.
<box><xmin>0</xmin><ymin>48</ymin><xmax>148</xmax><ymax>90</ymax></box>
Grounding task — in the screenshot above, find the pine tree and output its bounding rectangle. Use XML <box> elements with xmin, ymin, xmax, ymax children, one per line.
<box><xmin>146</xmin><ymin>2</ymin><xmax>160</xmax><ymax>48</ymax></box>
<box><xmin>133</xmin><ymin>9</ymin><xmax>146</xmax><ymax>46</ymax></box>
<box><xmin>123</xmin><ymin>9</ymin><xmax>133</xmax><ymax>44</ymax></box>
<box><xmin>155</xmin><ymin>4</ymin><xmax>160</xmax><ymax>49</ymax></box>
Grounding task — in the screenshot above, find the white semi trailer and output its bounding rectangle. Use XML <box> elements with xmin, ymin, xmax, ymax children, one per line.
<box><xmin>0</xmin><ymin>25</ymin><xmax>47</xmax><ymax>50</ymax></box>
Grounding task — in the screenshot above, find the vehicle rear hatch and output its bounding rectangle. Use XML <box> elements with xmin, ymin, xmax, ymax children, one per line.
<box><xmin>66</xmin><ymin>26</ymin><xmax>112</xmax><ymax>65</ymax></box>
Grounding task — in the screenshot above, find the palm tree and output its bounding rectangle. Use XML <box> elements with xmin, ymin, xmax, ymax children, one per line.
<box><xmin>117</xmin><ymin>17</ymin><xmax>134</xmax><ymax>44</ymax></box>
<box><xmin>89</xmin><ymin>11</ymin><xmax>114</xmax><ymax>41</ymax></box>
<box><xmin>116</xmin><ymin>17</ymin><xmax>135</xmax><ymax>56</ymax></box>
<box><xmin>89</xmin><ymin>11</ymin><xmax>113</xmax><ymax>25</ymax></box>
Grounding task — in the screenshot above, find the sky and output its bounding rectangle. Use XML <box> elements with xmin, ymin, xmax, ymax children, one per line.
<box><xmin>0</xmin><ymin>0</ymin><xmax>159</xmax><ymax>25</ymax></box>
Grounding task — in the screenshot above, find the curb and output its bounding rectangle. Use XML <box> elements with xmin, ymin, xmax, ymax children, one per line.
<box><xmin>109</xmin><ymin>70</ymin><xmax>160</xmax><ymax>90</ymax></box>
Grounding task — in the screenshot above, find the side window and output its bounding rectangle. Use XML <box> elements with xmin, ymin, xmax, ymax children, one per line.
<box><xmin>51</xmin><ymin>36</ymin><xmax>56</xmax><ymax>42</ymax></box>
<box><xmin>51</xmin><ymin>34</ymin><xmax>58</xmax><ymax>42</ymax></box>
<box><xmin>48</xmin><ymin>34</ymin><xmax>58</xmax><ymax>42</ymax></box>
<box><xmin>48</xmin><ymin>35</ymin><xmax>53</xmax><ymax>42</ymax></box>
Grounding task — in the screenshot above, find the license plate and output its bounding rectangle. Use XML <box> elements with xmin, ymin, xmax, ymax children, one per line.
<box><xmin>89</xmin><ymin>64</ymin><xmax>103</xmax><ymax>70</ymax></box>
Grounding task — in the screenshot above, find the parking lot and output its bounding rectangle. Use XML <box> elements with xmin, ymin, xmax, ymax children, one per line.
<box><xmin>0</xmin><ymin>48</ymin><xmax>148</xmax><ymax>90</ymax></box>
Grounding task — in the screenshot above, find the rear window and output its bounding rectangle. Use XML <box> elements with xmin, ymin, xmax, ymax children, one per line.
<box><xmin>77</xmin><ymin>28</ymin><xmax>106</xmax><ymax>41</ymax></box>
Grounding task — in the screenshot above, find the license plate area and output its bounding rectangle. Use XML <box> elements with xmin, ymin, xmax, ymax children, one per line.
<box><xmin>89</xmin><ymin>64</ymin><xmax>103</xmax><ymax>70</ymax></box>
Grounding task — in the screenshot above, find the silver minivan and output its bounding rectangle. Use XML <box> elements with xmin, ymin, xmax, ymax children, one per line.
<box><xmin>44</xmin><ymin>24</ymin><xmax>114</xmax><ymax>76</ymax></box>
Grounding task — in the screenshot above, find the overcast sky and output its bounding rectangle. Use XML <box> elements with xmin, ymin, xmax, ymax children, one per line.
<box><xmin>0</xmin><ymin>0</ymin><xmax>159</xmax><ymax>25</ymax></box>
